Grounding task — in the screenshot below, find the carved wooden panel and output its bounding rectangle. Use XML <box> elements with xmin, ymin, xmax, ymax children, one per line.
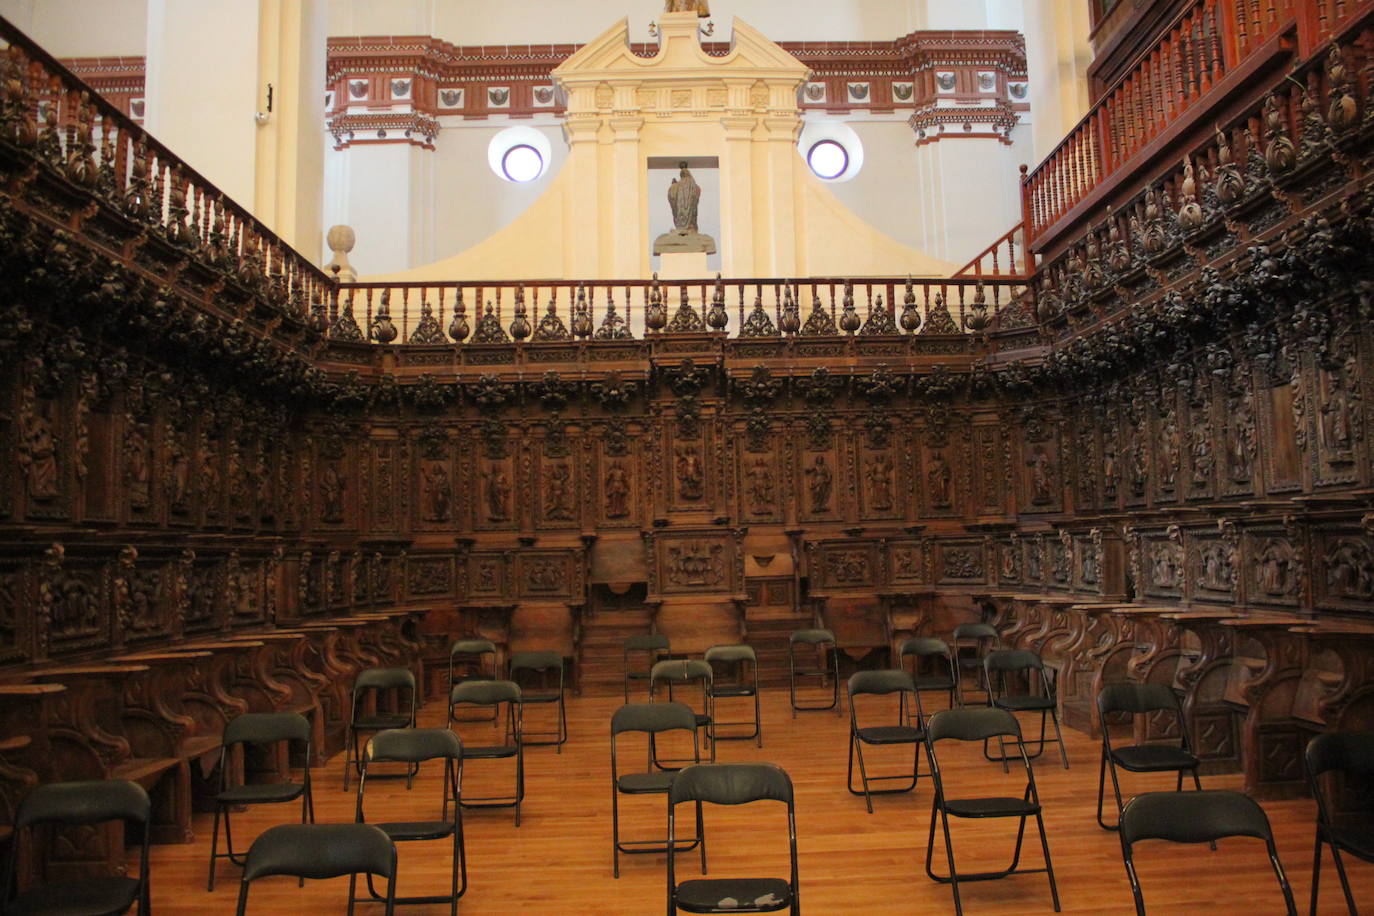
<box><xmin>648</xmin><ymin>529</ymin><xmax>742</xmax><ymax>597</ymax></box>
<box><xmin>405</xmin><ymin>554</ymin><xmax>455</xmax><ymax>598</ymax></box>
<box><xmin>857</xmin><ymin>447</ymin><xmax>901</xmax><ymax>520</ymax></box>
<box><xmin>513</xmin><ymin>551</ymin><xmax>584</xmax><ymax>600</ymax></box>
<box><xmin>889</xmin><ymin>538</ymin><xmax>929</xmax><ymax>586</ymax></box>
<box><xmin>918</xmin><ymin>441</ymin><xmax>958</xmax><ymax>517</ymax></box>
<box><xmin>736</xmin><ymin>445</ymin><xmax>782</xmax><ymax>524</ymax></box>
<box><xmin>594</xmin><ymin>435</ymin><xmax>640</xmax><ymax>529</ymax></box>
<box><xmin>535</xmin><ymin>436</ymin><xmax>579</xmax><ymax>529</ymax></box>
<box><xmin>797</xmin><ymin>444</ymin><xmax>840</xmax><ymax>523</ymax></box>
<box><xmin>1315</xmin><ymin>529</ymin><xmax>1374</xmax><ymax>615</ymax></box>
<box><xmin>935</xmin><ymin>539</ymin><xmax>987</xmax><ymax>585</ymax></box>
<box><xmin>465</xmin><ymin>551</ymin><xmax>508</xmax><ymax>599</ymax></box>
<box><xmin>809</xmin><ymin>540</ymin><xmax>881</xmax><ymax>592</ymax></box>
<box><xmin>1018</xmin><ymin>417</ymin><xmax>1063</xmax><ymax>514</ymax></box>
<box><xmin>1142</xmin><ymin>533</ymin><xmax>1185</xmax><ymax>600</ymax></box>
<box><xmin>474</xmin><ymin>455</ymin><xmax>517</xmax><ymax>531</ymax></box>
<box><xmin>1244</xmin><ymin>530</ymin><xmax>1303</xmax><ymax>610</ymax></box>
<box><xmin>974</xmin><ymin>425</ymin><xmax>1004</xmax><ymax>514</ymax></box>
<box><xmin>666</xmin><ymin>428</ymin><xmax>712</xmax><ymax>514</ymax></box>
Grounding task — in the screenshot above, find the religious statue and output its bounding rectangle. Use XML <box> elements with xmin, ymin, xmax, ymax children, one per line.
<box><xmin>746</xmin><ymin>456</ymin><xmax>774</xmax><ymax>514</ymax></box>
<box><xmin>927</xmin><ymin>451</ymin><xmax>952</xmax><ymax>507</ymax></box>
<box><xmin>126</xmin><ymin>422</ymin><xmax>152</xmax><ymax>509</ymax></box>
<box><xmin>319</xmin><ymin>461</ymin><xmax>345</xmax><ymax>522</ymax></box>
<box><xmin>653</xmin><ymin>162</ymin><xmax>717</xmax><ymax>255</ymax></box>
<box><xmin>605</xmin><ymin>461</ymin><xmax>630</xmax><ymax>518</ymax></box>
<box><xmin>1027</xmin><ymin>445</ymin><xmax>1054</xmax><ymax>506</ymax></box>
<box><xmin>869</xmin><ymin>454</ymin><xmax>894</xmax><ymax>511</ymax></box>
<box><xmin>421</xmin><ymin>461</ymin><xmax>452</xmax><ymax>522</ymax></box>
<box><xmin>676</xmin><ymin>446</ymin><xmax>705</xmax><ymax>500</ymax></box>
<box><xmin>664</xmin><ymin>0</ymin><xmax>711</xmax><ymax>13</ymax></box>
<box><xmin>21</xmin><ymin>402</ymin><xmax>59</xmax><ymax>501</ymax></box>
<box><xmin>545</xmin><ymin>462</ymin><xmax>574</xmax><ymax>520</ymax></box>
<box><xmin>805</xmin><ymin>455</ymin><xmax>833</xmax><ymax>514</ymax></box>
<box><xmin>485</xmin><ymin>467</ymin><xmax>511</xmax><ymax>521</ymax></box>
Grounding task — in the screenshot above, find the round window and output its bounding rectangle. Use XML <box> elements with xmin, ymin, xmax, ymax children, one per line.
<box><xmin>807</xmin><ymin>139</ymin><xmax>849</xmax><ymax>180</ymax></box>
<box><xmin>501</xmin><ymin>144</ymin><xmax>544</xmax><ymax>183</ymax></box>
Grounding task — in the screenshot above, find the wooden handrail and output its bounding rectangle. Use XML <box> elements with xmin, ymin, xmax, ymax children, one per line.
<box><xmin>953</xmin><ymin>223</ymin><xmax>1029</xmax><ymax>278</ymax></box>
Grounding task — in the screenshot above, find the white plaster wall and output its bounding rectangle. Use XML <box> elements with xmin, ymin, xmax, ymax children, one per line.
<box><xmin>907</xmin><ymin>123</ymin><xmax>1028</xmax><ymax>266</ymax></box>
<box><xmin>0</xmin><ymin>0</ymin><xmax>148</xmax><ymax>55</ymax></box>
<box><xmin>145</xmin><ymin>0</ymin><xmax>260</xmax><ymax>207</ymax></box>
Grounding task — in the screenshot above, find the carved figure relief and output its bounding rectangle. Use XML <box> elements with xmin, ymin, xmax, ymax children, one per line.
<box><xmin>1325</xmin><ymin>538</ymin><xmax>1374</xmax><ymax>601</ymax></box>
<box><xmin>525</xmin><ymin>558</ymin><xmax>565</xmax><ymax>593</ymax></box>
<box><xmin>544</xmin><ymin>463</ymin><xmax>574</xmax><ymax>521</ymax></box>
<box><xmin>18</xmin><ymin>393</ymin><xmax>59</xmax><ymax>502</ymax></box>
<box><xmin>1158</xmin><ymin>410</ymin><xmax>1180</xmax><ymax>493</ymax></box>
<box><xmin>893</xmin><ymin>545</ymin><xmax>925</xmax><ymax>582</ymax></box>
<box><xmin>605</xmin><ymin>461</ymin><xmax>631</xmax><ymax>519</ymax></box>
<box><xmin>942</xmin><ymin>547</ymin><xmax>983</xmax><ymax>580</ymax></box>
<box><xmin>667</xmin><ymin>541</ymin><xmax>725</xmax><ymax>587</ymax></box>
<box><xmin>484</xmin><ymin>466</ymin><xmax>511</xmax><ymax>521</ymax></box>
<box><xmin>1189</xmin><ymin>420</ymin><xmax>1214</xmax><ymax>490</ymax></box>
<box><xmin>868</xmin><ymin>453</ymin><xmax>894</xmax><ymax>511</ymax></box>
<box><xmin>124</xmin><ymin>416</ymin><xmax>152</xmax><ymax>511</ymax></box>
<box><xmin>927</xmin><ymin>451</ymin><xmax>952</xmax><ymax>507</ymax></box>
<box><xmin>1227</xmin><ymin>386</ymin><xmax>1256</xmax><ymax>483</ymax></box>
<box><xmin>319</xmin><ymin>461</ymin><xmax>346</xmax><ymax>523</ymax></box>
<box><xmin>1149</xmin><ymin>541</ymin><xmax>1184</xmax><ymax>591</ymax></box>
<box><xmin>1196</xmin><ymin>542</ymin><xmax>1234</xmax><ymax>593</ymax></box>
<box><xmin>1102</xmin><ymin>438</ymin><xmax>1119</xmax><ymax>499</ymax></box>
<box><xmin>1001</xmin><ymin>542</ymin><xmax>1020</xmax><ymax>581</ymax></box>
<box><xmin>805</xmin><ymin>455</ymin><xmax>833</xmax><ymax>514</ymax></box>
<box><xmin>421</xmin><ymin>461</ymin><xmax>452</xmax><ymax>522</ymax></box>
<box><xmin>1253</xmin><ymin>538</ymin><xmax>1298</xmax><ymax>598</ymax></box>
<box><xmin>745</xmin><ymin>457</ymin><xmax>774</xmax><ymax>514</ymax></box>
<box><xmin>1027</xmin><ymin>444</ymin><xmax>1055</xmax><ymax>506</ymax></box>
<box><xmin>167</xmin><ymin>421</ymin><xmax>191</xmax><ymax>515</ymax></box>
<box><xmin>1317</xmin><ymin>339</ymin><xmax>1360</xmax><ymax>469</ymax></box>
<box><xmin>676</xmin><ymin>447</ymin><xmax>704</xmax><ymax>501</ymax></box>
<box><xmin>827</xmin><ymin>551</ymin><xmax>870</xmax><ymax>584</ymax></box>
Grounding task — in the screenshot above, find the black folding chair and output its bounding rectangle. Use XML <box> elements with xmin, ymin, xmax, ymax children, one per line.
<box><xmin>508</xmin><ymin>650</ymin><xmax>568</xmax><ymax>752</ymax></box>
<box><xmin>208</xmin><ymin>711</ymin><xmax>315</xmax><ymax>891</ymax></box>
<box><xmin>667</xmin><ymin>764</ymin><xmax>799</xmax><ymax>915</ymax></box>
<box><xmin>651</xmin><ymin>659</ymin><xmax>715</xmax><ymax>765</ymax></box>
<box><xmin>344</xmin><ymin>666</ymin><xmax>418</xmax><ymax>790</ymax></box>
<box><xmin>1097</xmin><ymin>682</ymin><xmax>1202</xmax><ymax>831</ymax></box>
<box><xmin>447</xmin><ymin>679</ymin><xmax>524</xmax><ymax>825</ymax></box>
<box><xmin>847</xmin><ymin>669</ymin><xmax>923</xmax><ymax>813</ymax></box>
<box><xmin>983</xmin><ymin>649</ymin><xmax>1069</xmax><ymax>770</ymax></box>
<box><xmin>354</xmin><ymin>728</ymin><xmax>466</xmax><ymax>915</ymax></box>
<box><xmin>924</xmin><ymin>707</ymin><xmax>1059</xmax><ymax>916</ymax></box>
<box><xmin>788</xmin><ymin>629</ymin><xmax>840</xmax><ymax>717</ymax></box>
<box><xmin>951</xmin><ymin>623</ymin><xmax>998</xmax><ymax>705</ymax></box>
<box><xmin>898</xmin><ymin>636</ymin><xmax>960</xmax><ymax>727</ymax></box>
<box><xmin>625</xmin><ymin>633</ymin><xmax>671</xmax><ymax>703</ymax></box>
<box><xmin>234</xmin><ymin>823</ymin><xmax>397</xmax><ymax>916</ymax></box>
<box><xmin>611</xmin><ymin>701</ymin><xmax>703</xmax><ymax>878</ymax></box>
<box><xmin>1306</xmin><ymin>731</ymin><xmax>1374</xmax><ymax>916</ymax></box>
<box><xmin>448</xmin><ymin>639</ymin><xmax>499</xmax><ymax>725</ymax></box>
<box><xmin>2</xmin><ymin>779</ymin><xmax>151</xmax><ymax>916</ymax></box>
<box><xmin>705</xmin><ymin>644</ymin><xmax>762</xmax><ymax>747</ymax></box>
<box><xmin>1119</xmin><ymin>790</ymin><xmax>1296</xmax><ymax>916</ymax></box>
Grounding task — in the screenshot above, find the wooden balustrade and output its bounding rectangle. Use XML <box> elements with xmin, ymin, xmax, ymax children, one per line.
<box><xmin>329</xmin><ymin>275</ymin><xmax>1030</xmax><ymax>345</ymax></box>
<box><xmin>952</xmin><ymin>222</ymin><xmax>1029</xmax><ymax>278</ymax></box>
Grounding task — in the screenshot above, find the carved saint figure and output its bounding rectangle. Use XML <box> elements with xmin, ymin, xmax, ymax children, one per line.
<box><xmin>126</xmin><ymin>422</ymin><xmax>152</xmax><ymax>509</ymax></box>
<box><xmin>1228</xmin><ymin>390</ymin><xmax>1255</xmax><ymax>482</ymax></box>
<box><xmin>22</xmin><ymin>403</ymin><xmax>59</xmax><ymax>501</ymax></box>
<box><xmin>421</xmin><ymin>461</ymin><xmax>452</xmax><ymax>522</ymax></box>
<box><xmin>319</xmin><ymin>461</ymin><xmax>346</xmax><ymax>522</ymax></box>
<box><xmin>676</xmin><ymin>447</ymin><xmax>704</xmax><ymax>501</ymax></box>
<box><xmin>1326</xmin><ymin>540</ymin><xmax>1374</xmax><ymax>600</ymax></box>
<box><xmin>668</xmin><ymin>162</ymin><xmax>701</xmax><ymax>233</ymax></box>
<box><xmin>1102</xmin><ymin>442</ymin><xmax>1119</xmax><ymax>498</ymax></box>
<box><xmin>168</xmin><ymin>431</ymin><xmax>191</xmax><ymax>513</ymax></box>
<box><xmin>927</xmin><ymin>450</ymin><xmax>952</xmax><ymax>508</ymax></box>
<box><xmin>1158</xmin><ymin>416</ymin><xmax>1180</xmax><ymax>490</ymax></box>
<box><xmin>805</xmin><ymin>455</ymin><xmax>833</xmax><ymax>514</ymax></box>
<box><xmin>1190</xmin><ymin>428</ymin><xmax>1214</xmax><ymax>488</ymax></box>
<box><xmin>1255</xmin><ymin>539</ymin><xmax>1293</xmax><ymax>597</ymax></box>
<box><xmin>746</xmin><ymin>456</ymin><xmax>774</xmax><ymax>514</ymax></box>
<box><xmin>1319</xmin><ymin>357</ymin><xmax>1356</xmax><ymax>458</ymax></box>
<box><xmin>604</xmin><ymin>461</ymin><xmax>630</xmax><ymax>518</ymax></box>
<box><xmin>1128</xmin><ymin>436</ymin><xmax>1148</xmax><ymax>497</ymax></box>
<box><xmin>485</xmin><ymin>467</ymin><xmax>511</xmax><ymax>521</ymax></box>
<box><xmin>545</xmin><ymin>462</ymin><xmax>574</xmax><ymax>520</ymax></box>
<box><xmin>867</xmin><ymin>453</ymin><xmax>894</xmax><ymax>511</ymax></box>
<box><xmin>201</xmin><ymin>438</ymin><xmax>221</xmax><ymax>516</ymax></box>
<box><xmin>1027</xmin><ymin>445</ymin><xmax>1054</xmax><ymax>506</ymax></box>
<box><xmin>664</xmin><ymin>0</ymin><xmax>710</xmax><ymax>13</ymax></box>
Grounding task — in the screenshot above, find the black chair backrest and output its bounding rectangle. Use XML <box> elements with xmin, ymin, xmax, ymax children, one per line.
<box><xmin>705</xmin><ymin>644</ymin><xmax>756</xmax><ymax>665</ymax></box>
<box><xmin>927</xmin><ymin>707</ymin><xmax>1022</xmax><ymax>744</ymax></box>
<box><xmin>790</xmin><ymin>628</ymin><xmax>835</xmax><ymax>645</ymax></box>
<box><xmin>900</xmin><ymin>637</ymin><xmax>952</xmax><ymax>658</ymax></box>
<box><xmin>612</xmin><ymin>701</ymin><xmax>698</xmax><ymax>735</ymax></box>
<box><xmin>953</xmin><ymin>623</ymin><xmax>998</xmax><ymax>641</ymax></box>
<box><xmin>367</xmin><ymin>727</ymin><xmax>462</xmax><ymax>764</ymax></box>
<box><xmin>224</xmin><ymin>711</ymin><xmax>312</xmax><ymax>748</ymax></box>
<box><xmin>848</xmin><ymin>669</ymin><xmax>916</xmax><ymax>697</ymax></box>
<box><xmin>355</xmin><ymin>666</ymin><xmax>417</xmax><ymax>692</ymax></box>
<box><xmin>14</xmin><ymin>779</ymin><xmax>150</xmax><ymax>831</ymax></box>
<box><xmin>510</xmin><ymin>650</ymin><xmax>562</xmax><ymax>673</ymax></box>
<box><xmin>1306</xmin><ymin>731</ymin><xmax>1374</xmax><ymax>778</ymax></box>
<box><xmin>625</xmin><ymin>634</ymin><xmax>670</xmax><ymax>652</ymax></box>
<box><xmin>669</xmin><ymin>763</ymin><xmax>793</xmax><ymax>806</ymax></box>
<box><xmin>651</xmin><ymin>659</ymin><xmax>712</xmax><ymax>683</ymax></box>
<box><xmin>449</xmin><ymin>679</ymin><xmax>520</xmax><ymax>707</ymax></box>
<box><xmin>984</xmin><ymin>649</ymin><xmax>1044</xmax><ymax>674</ymax></box>
<box><xmin>449</xmin><ymin>638</ymin><xmax>496</xmax><ymax>657</ymax></box>
<box><xmin>1098</xmin><ymin>682</ymin><xmax>1180</xmax><ymax>716</ymax></box>
<box><xmin>1120</xmin><ymin>790</ymin><xmax>1273</xmax><ymax>847</ymax></box>
<box><xmin>242</xmin><ymin>823</ymin><xmax>396</xmax><ymax>882</ymax></box>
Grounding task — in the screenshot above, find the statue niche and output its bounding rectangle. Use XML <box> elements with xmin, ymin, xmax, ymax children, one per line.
<box><xmin>867</xmin><ymin>453</ymin><xmax>894</xmax><ymax>512</ymax></box>
<box><xmin>421</xmin><ymin>461</ymin><xmax>453</xmax><ymax>523</ymax></box>
<box><xmin>927</xmin><ymin>450</ymin><xmax>952</xmax><ymax>508</ymax></box>
<box><xmin>804</xmin><ymin>454</ymin><xmax>833</xmax><ymax>514</ymax></box>
<box><xmin>484</xmin><ymin>465</ymin><xmax>512</xmax><ymax>522</ymax></box>
<box><xmin>745</xmin><ymin>456</ymin><xmax>774</xmax><ymax>515</ymax></box>
<box><xmin>544</xmin><ymin>462</ymin><xmax>575</xmax><ymax>521</ymax></box>
<box><xmin>676</xmin><ymin>446</ymin><xmax>705</xmax><ymax>501</ymax></box>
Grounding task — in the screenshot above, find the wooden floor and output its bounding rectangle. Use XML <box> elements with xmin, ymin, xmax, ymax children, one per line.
<box><xmin>145</xmin><ymin>688</ymin><xmax>1369</xmax><ymax>914</ymax></box>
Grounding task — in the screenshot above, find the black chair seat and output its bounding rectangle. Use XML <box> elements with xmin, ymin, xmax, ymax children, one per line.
<box><xmin>1111</xmin><ymin>744</ymin><xmax>1200</xmax><ymax>772</ymax></box>
<box><xmin>375</xmin><ymin>819</ymin><xmax>456</xmax><ymax>843</ymax></box>
<box><xmin>1328</xmin><ymin>823</ymin><xmax>1374</xmax><ymax>860</ymax></box>
<box><xmin>674</xmin><ymin>877</ymin><xmax>793</xmax><ymax>913</ymax></box>
<box><xmin>462</xmin><ymin>744</ymin><xmax>518</xmax><ymax>759</ymax></box>
<box><xmin>618</xmin><ymin>772</ymin><xmax>676</xmax><ymax>794</ymax></box>
<box><xmin>5</xmin><ymin>876</ymin><xmax>141</xmax><ymax>916</ymax></box>
<box><xmin>216</xmin><ymin>781</ymin><xmax>306</xmax><ymax>805</ymax></box>
<box><xmin>519</xmin><ymin>691</ymin><xmax>562</xmax><ymax>704</ymax></box>
<box><xmin>943</xmin><ymin>796</ymin><xmax>1040</xmax><ymax>819</ymax></box>
<box><xmin>352</xmin><ymin>713</ymin><xmax>413</xmax><ymax>730</ymax></box>
<box><xmin>694</xmin><ymin>713</ymin><xmax>712</xmax><ymax>728</ymax></box>
<box><xmin>913</xmin><ymin>675</ymin><xmax>955</xmax><ymax>691</ymax></box>
<box><xmin>995</xmin><ymin>694</ymin><xmax>1056</xmax><ymax>712</ymax></box>
<box><xmin>709</xmin><ymin>686</ymin><xmax>757</xmax><ymax>699</ymax></box>
<box><xmin>855</xmin><ymin>725</ymin><xmax>923</xmax><ymax>744</ymax></box>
